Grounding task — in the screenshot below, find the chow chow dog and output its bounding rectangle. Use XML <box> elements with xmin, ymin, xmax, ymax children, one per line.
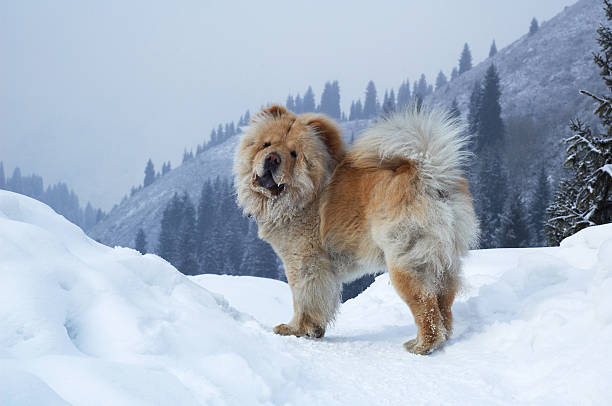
<box><xmin>233</xmin><ymin>105</ymin><xmax>479</xmax><ymax>354</ymax></box>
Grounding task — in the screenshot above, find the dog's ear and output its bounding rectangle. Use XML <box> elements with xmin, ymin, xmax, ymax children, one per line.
<box><xmin>252</xmin><ymin>104</ymin><xmax>288</xmax><ymax>122</ymax></box>
<box><xmin>303</xmin><ymin>113</ymin><xmax>345</xmax><ymax>165</ymax></box>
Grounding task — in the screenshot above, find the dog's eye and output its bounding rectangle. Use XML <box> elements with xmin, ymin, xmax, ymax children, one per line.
<box><xmin>290</xmin><ymin>151</ymin><xmax>297</xmax><ymax>158</ymax></box>
<box><xmin>263</xmin><ymin>142</ymin><xmax>271</xmax><ymax>148</ymax></box>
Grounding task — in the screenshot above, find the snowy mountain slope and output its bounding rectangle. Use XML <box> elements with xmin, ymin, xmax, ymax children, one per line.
<box><xmin>429</xmin><ymin>0</ymin><xmax>604</xmax><ymax>158</ymax></box>
<box><xmin>88</xmin><ymin>119</ymin><xmax>370</xmax><ymax>250</ymax></box>
<box><xmin>2</xmin><ymin>190</ymin><xmax>612</xmax><ymax>405</ymax></box>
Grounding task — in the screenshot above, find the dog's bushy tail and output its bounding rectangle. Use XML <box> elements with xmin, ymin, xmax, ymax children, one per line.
<box><xmin>349</xmin><ymin>106</ymin><xmax>470</xmax><ymax>193</ymax></box>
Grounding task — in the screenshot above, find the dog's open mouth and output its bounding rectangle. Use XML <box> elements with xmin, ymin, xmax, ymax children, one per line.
<box><xmin>254</xmin><ymin>171</ymin><xmax>285</xmax><ymax>196</ymax></box>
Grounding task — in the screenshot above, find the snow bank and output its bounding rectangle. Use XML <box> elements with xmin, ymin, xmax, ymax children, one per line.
<box><xmin>0</xmin><ymin>191</ymin><xmax>299</xmax><ymax>406</ymax></box>
<box><xmin>1</xmin><ymin>190</ymin><xmax>612</xmax><ymax>405</ymax></box>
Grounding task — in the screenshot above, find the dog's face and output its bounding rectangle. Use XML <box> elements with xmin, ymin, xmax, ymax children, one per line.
<box><xmin>234</xmin><ymin>105</ymin><xmax>345</xmax><ymax>221</ymax></box>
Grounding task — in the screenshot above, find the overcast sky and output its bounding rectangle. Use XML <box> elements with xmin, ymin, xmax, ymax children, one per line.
<box><xmin>0</xmin><ymin>0</ymin><xmax>576</xmax><ymax>210</ymax></box>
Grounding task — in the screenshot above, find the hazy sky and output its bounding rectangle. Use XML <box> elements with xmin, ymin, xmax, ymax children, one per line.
<box><xmin>0</xmin><ymin>0</ymin><xmax>576</xmax><ymax>210</ymax></box>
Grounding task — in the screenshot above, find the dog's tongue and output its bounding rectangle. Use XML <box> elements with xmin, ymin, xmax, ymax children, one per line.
<box><xmin>259</xmin><ymin>171</ymin><xmax>277</xmax><ymax>189</ymax></box>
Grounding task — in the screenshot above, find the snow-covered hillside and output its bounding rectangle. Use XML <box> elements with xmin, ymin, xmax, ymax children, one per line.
<box><xmin>429</xmin><ymin>0</ymin><xmax>604</xmax><ymax>167</ymax></box>
<box><xmin>2</xmin><ymin>190</ymin><xmax>612</xmax><ymax>405</ymax></box>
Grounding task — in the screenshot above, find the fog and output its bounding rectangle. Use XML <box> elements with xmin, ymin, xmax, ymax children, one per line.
<box><xmin>0</xmin><ymin>0</ymin><xmax>575</xmax><ymax>210</ymax></box>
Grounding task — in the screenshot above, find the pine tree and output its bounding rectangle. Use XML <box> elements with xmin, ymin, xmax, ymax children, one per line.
<box><xmin>459</xmin><ymin>43</ymin><xmax>473</xmax><ymax>74</ymax></box>
<box><xmin>286</xmin><ymin>94</ymin><xmax>295</xmax><ymax>111</ymax></box>
<box><xmin>397</xmin><ymin>80</ymin><xmax>411</xmax><ymax>111</ymax></box>
<box><xmin>381</xmin><ymin>90</ymin><xmax>390</xmax><ymax>115</ymax></box>
<box><xmin>546</xmin><ymin>1</ymin><xmax>612</xmax><ymax>244</ymax></box>
<box><xmin>83</xmin><ymin>202</ymin><xmax>97</xmax><ymax>231</ymax></box>
<box><xmin>414</xmin><ymin>74</ymin><xmax>429</xmax><ymax>99</ymax></box>
<box><xmin>8</xmin><ymin>167</ymin><xmax>23</xmax><ymax>194</ymax></box>
<box><xmin>498</xmin><ymin>197</ymin><xmax>530</xmax><ymax>248</ymax></box>
<box><xmin>475</xmin><ymin>148</ymin><xmax>509</xmax><ymax>248</ymax></box>
<box><xmin>349</xmin><ymin>101</ymin><xmax>356</xmax><ymax>121</ymax></box>
<box><xmin>162</xmin><ymin>161</ymin><xmax>172</xmax><ymax>175</ymax></box>
<box><xmin>467</xmin><ymin>81</ymin><xmax>482</xmax><ymax>142</ymax></box>
<box><xmin>363</xmin><ymin>81</ymin><xmax>378</xmax><ymax>118</ymax></box>
<box><xmin>158</xmin><ymin>193</ymin><xmax>183</xmax><ymax>264</ymax></box>
<box><xmin>144</xmin><ymin>159</ymin><xmax>156</xmax><ymax>187</ymax></box>
<box><xmin>489</xmin><ymin>40</ymin><xmax>498</xmax><ymax>57</ymax></box>
<box><xmin>530</xmin><ymin>167</ymin><xmax>551</xmax><ymax>245</ymax></box>
<box><xmin>294</xmin><ymin>94</ymin><xmax>303</xmax><ymax>113</ymax></box>
<box><xmin>450</xmin><ymin>67</ymin><xmax>459</xmax><ymax>81</ymax></box>
<box><xmin>0</xmin><ymin>161</ymin><xmax>5</xmax><ymax>190</ymax></box>
<box><xmin>354</xmin><ymin>100</ymin><xmax>363</xmax><ymax>119</ymax></box>
<box><xmin>478</xmin><ymin>65</ymin><xmax>504</xmax><ymax>147</ymax></box>
<box><xmin>178</xmin><ymin>194</ymin><xmax>198</xmax><ymax>275</ymax></box>
<box><xmin>196</xmin><ymin>181</ymin><xmax>215</xmax><ymax>265</ymax></box>
<box><xmin>388</xmin><ymin>89</ymin><xmax>396</xmax><ymax>112</ymax></box>
<box><xmin>216</xmin><ymin>124</ymin><xmax>224</xmax><ymax>142</ymax></box>
<box><xmin>302</xmin><ymin>86</ymin><xmax>316</xmax><ymax>112</ymax></box>
<box><xmin>435</xmin><ymin>71</ymin><xmax>448</xmax><ymax>90</ymax></box>
<box><xmin>529</xmin><ymin>18</ymin><xmax>539</xmax><ymax>36</ymax></box>
<box><xmin>135</xmin><ymin>228</ymin><xmax>147</xmax><ymax>254</ymax></box>
<box><xmin>319</xmin><ymin>81</ymin><xmax>341</xmax><ymax>119</ymax></box>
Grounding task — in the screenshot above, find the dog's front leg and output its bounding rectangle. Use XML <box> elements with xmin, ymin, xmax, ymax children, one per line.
<box><xmin>274</xmin><ymin>257</ymin><xmax>340</xmax><ymax>338</ymax></box>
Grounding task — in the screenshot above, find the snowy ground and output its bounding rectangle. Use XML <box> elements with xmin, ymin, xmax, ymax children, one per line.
<box><xmin>1</xmin><ymin>190</ymin><xmax>611</xmax><ymax>405</ymax></box>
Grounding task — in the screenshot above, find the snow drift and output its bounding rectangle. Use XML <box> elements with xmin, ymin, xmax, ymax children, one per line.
<box><xmin>1</xmin><ymin>190</ymin><xmax>611</xmax><ymax>405</ymax></box>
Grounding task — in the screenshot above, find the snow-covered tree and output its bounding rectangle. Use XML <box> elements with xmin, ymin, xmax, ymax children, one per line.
<box><xmin>529</xmin><ymin>17</ymin><xmax>539</xmax><ymax>36</ymax></box>
<box><xmin>498</xmin><ymin>197</ymin><xmax>530</xmax><ymax>248</ymax></box>
<box><xmin>286</xmin><ymin>94</ymin><xmax>295</xmax><ymax>111</ymax></box>
<box><xmin>459</xmin><ymin>43</ymin><xmax>473</xmax><ymax>74</ymax></box>
<box><xmin>144</xmin><ymin>159</ymin><xmax>155</xmax><ymax>187</ymax></box>
<box><xmin>135</xmin><ymin>228</ymin><xmax>147</xmax><ymax>254</ymax></box>
<box><xmin>396</xmin><ymin>80</ymin><xmax>411</xmax><ymax>110</ymax></box>
<box><xmin>546</xmin><ymin>1</ymin><xmax>612</xmax><ymax>245</ymax></box>
<box><xmin>158</xmin><ymin>193</ymin><xmax>183</xmax><ymax>264</ymax></box>
<box><xmin>435</xmin><ymin>70</ymin><xmax>448</xmax><ymax>90</ymax></box>
<box><xmin>319</xmin><ymin>81</ymin><xmax>341</xmax><ymax>119</ymax></box>
<box><xmin>294</xmin><ymin>94</ymin><xmax>303</xmax><ymax>113</ymax></box>
<box><xmin>382</xmin><ymin>89</ymin><xmax>396</xmax><ymax>115</ymax></box>
<box><xmin>414</xmin><ymin>74</ymin><xmax>430</xmax><ymax>99</ymax></box>
<box><xmin>363</xmin><ymin>81</ymin><xmax>378</xmax><ymax>118</ymax></box>
<box><xmin>302</xmin><ymin>86</ymin><xmax>316</xmax><ymax>113</ymax></box>
<box><xmin>489</xmin><ymin>40</ymin><xmax>498</xmax><ymax>57</ymax></box>
<box><xmin>479</xmin><ymin>65</ymin><xmax>504</xmax><ymax>146</ymax></box>
<box><xmin>450</xmin><ymin>67</ymin><xmax>459</xmax><ymax>81</ymax></box>
<box><xmin>178</xmin><ymin>194</ymin><xmax>198</xmax><ymax>275</ymax></box>
<box><xmin>530</xmin><ymin>167</ymin><xmax>552</xmax><ymax>245</ymax></box>
<box><xmin>467</xmin><ymin>81</ymin><xmax>482</xmax><ymax>142</ymax></box>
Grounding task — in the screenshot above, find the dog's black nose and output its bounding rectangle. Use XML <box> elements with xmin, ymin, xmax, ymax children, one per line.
<box><xmin>264</xmin><ymin>152</ymin><xmax>281</xmax><ymax>172</ymax></box>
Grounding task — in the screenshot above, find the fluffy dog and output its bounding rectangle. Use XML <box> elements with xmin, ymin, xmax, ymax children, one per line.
<box><xmin>233</xmin><ymin>105</ymin><xmax>479</xmax><ymax>354</ymax></box>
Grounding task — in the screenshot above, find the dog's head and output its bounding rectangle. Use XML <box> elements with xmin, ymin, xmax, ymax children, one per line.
<box><xmin>233</xmin><ymin>105</ymin><xmax>345</xmax><ymax>222</ymax></box>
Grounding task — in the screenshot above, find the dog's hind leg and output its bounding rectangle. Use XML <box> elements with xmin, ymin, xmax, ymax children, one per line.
<box><xmin>388</xmin><ymin>265</ymin><xmax>447</xmax><ymax>355</ymax></box>
<box><xmin>437</xmin><ymin>275</ymin><xmax>458</xmax><ymax>337</ymax></box>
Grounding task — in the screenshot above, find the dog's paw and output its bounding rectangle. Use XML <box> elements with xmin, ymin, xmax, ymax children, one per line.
<box><xmin>273</xmin><ymin>323</ymin><xmax>297</xmax><ymax>336</ymax></box>
<box><xmin>305</xmin><ymin>325</ymin><xmax>325</xmax><ymax>339</ymax></box>
<box><xmin>403</xmin><ymin>338</ymin><xmax>435</xmax><ymax>355</ymax></box>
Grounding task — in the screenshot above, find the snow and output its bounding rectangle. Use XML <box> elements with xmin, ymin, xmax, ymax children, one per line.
<box><xmin>2</xmin><ymin>189</ymin><xmax>612</xmax><ymax>405</ymax></box>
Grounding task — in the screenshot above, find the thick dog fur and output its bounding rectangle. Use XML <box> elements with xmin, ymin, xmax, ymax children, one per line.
<box><xmin>233</xmin><ymin>105</ymin><xmax>479</xmax><ymax>354</ymax></box>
